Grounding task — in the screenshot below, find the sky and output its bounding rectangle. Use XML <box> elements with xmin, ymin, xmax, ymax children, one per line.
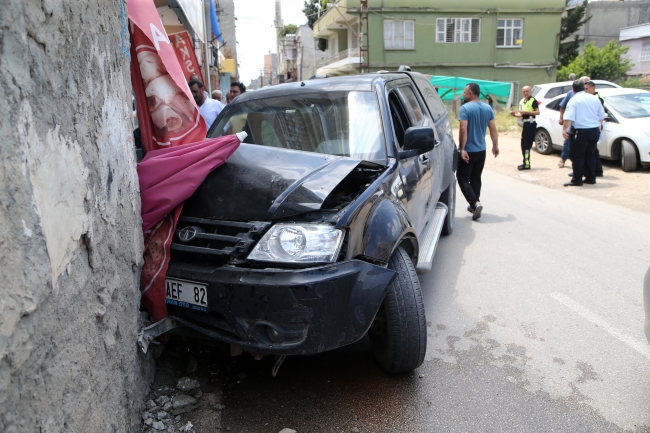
<box><xmin>234</xmin><ymin>0</ymin><xmax>308</xmax><ymax>85</ymax></box>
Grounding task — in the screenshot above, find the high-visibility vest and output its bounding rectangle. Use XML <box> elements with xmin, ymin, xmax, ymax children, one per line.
<box><xmin>519</xmin><ymin>97</ymin><xmax>537</xmax><ymax>114</ymax></box>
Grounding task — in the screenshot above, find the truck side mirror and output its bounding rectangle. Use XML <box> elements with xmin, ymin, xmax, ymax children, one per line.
<box><xmin>399</xmin><ymin>126</ymin><xmax>436</xmax><ymax>159</ymax></box>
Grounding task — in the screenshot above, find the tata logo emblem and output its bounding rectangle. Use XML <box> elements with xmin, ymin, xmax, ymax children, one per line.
<box><xmin>178</xmin><ymin>226</ymin><xmax>199</xmax><ymax>242</ymax></box>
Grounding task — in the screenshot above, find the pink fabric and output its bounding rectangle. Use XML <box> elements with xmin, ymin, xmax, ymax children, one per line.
<box><xmin>138</xmin><ymin>135</ymin><xmax>240</xmax><ymax>232</ymax></box>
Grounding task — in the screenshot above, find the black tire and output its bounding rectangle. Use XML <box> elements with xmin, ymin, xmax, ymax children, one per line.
<box><xmin>369</xmin><ymin>247</ymin><xmax>427</xmax><ymax>374</ymax></box>
<box><xmin>621</xmin><ymin>139</ymin><xmax>638</xmax><ymax>172</ymax></box>
<box><xmin>440</xmin><ymin>178</ymin><xmax>456</xmax><ymax>236</ymax></box>
<box><xmin>534</xmin><ymin>128</ymin><xmax>554</xmax><ymax>155</ymax></box>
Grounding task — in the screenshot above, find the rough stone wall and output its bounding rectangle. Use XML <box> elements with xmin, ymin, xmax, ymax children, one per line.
<box><xmin>0</xmin><ymin>1</ymin><xmax>153</xmax><ymax>432</ymax></box>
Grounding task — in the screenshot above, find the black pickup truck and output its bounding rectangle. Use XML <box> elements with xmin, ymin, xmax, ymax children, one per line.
<box><xmin>161</xmin><ymin>71</ymin><xmax>458</xmax><ymax>373</ymax></box>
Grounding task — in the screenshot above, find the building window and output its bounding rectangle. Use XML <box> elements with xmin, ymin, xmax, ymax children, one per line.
<box><xmin>436</xmin><ymin>18</ymin><xmax>481</xmax><ymax>43</ymax></box>
<box><xmin>641</xmin><ymin>43</ymin><xmax>650</xmax><ymax>61</ymax></box>
<box><xmin>497</xmin><ymin>19</ymin><xmax>523</xmax><ymax>47</ymax></box>
<box><xmin>384</xmin><ymin>20</ymin><xmax>415</xmax><ymax>50</ymax></box>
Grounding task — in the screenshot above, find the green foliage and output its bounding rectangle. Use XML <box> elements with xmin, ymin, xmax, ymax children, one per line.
<box><xmin>303</xmin><ymin>0</ymin><xmax>330</xmax><ymax>29</ymax></box>
<box><xmin>278</xmin><ymin>24</ymin><xmax>299</xmax><ymax>37</ymax></box>
<box><xmin>619</xmin><ymin>75</ymin><xmax>650</xmax><ymax>88</ymax></box>
<box><xmin>559</xmin><ymin>0</ymin><xmax>591</xmax><ymax>67</ymax></box>
<box><xmin>557</xmin><ymin>41</ymin><xmax>633</xmax><ymax>82</ymax></box>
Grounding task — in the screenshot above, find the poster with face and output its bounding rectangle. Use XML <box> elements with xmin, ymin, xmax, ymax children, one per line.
<box><xmin>129</xmin><ymin>19</ymin><xmax>206</xmax><ymax>150</ymax></box>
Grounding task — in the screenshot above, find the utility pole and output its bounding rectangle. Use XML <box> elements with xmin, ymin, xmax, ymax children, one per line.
<box><xmin>359</xmin><ymin>0</ymin><xmax>369</xmax><ymax>74</ymax></box>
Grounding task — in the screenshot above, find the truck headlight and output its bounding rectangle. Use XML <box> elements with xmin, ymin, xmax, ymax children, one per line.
<box><xmin>247</xmin><ymin>224</ymin><xmax>344</xmax><ymax>263</ymax></box>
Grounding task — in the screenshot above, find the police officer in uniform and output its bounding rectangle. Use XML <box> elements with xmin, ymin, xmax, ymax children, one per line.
<box><xmin>584</xmin><ymin>80</ymin><xmax>605</xmax><ymax>177</ymax></box>
<box><xmin>562</xmin><ymin>80</ymin><xmax>606</xmax><ymax>186</ymax></box>
<box><xmin>510</xmin><ymin>86</ymin><xmax>540</xmax><ymax>170</ymax></box>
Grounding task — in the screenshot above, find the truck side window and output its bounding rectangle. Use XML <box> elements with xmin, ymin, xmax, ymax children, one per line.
<box><xmin>412</xmin><ymin>75</ymin><xmax>447</xmax><ymax>122</ymax></box>
<box><xmin>398</xmin><ymin>85</ymin><xmax>426</xmax><ymax>126</ymax></box>
<box><xmin>388</xmin><ymin>90</ymin><xmax>411</xmax><ymax>148</ymax></box>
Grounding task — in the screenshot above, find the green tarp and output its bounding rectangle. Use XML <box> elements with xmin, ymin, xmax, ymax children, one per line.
<box><xmin>429</xmin><ymin>75</ymin><xmax>512</xmax><ymax>104</ymax></box>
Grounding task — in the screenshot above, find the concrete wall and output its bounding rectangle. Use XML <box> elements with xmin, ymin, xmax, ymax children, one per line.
<box><xmin>0</xmin><ymin>1</ymin><xmax>153</xmax><ymax>432</ymax></box>
<box><xmin>579</xmin><ymin>1</ymin><xmax>650</xmax><ymax>49</ymax></box>
<box><xmin>622</xmin><ymin>36</ymin><xmax>650</xmax><ymax>75</ymax></box>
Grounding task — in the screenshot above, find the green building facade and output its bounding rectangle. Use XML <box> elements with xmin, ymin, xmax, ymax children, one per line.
<box><xmin>313</xmin><ymin>0</ymin><xmax>565</xmax><ymax>92</ymax></box>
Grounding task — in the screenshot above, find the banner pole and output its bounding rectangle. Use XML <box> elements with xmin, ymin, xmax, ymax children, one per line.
<box><xmin>204</xmin><ymin>1</ymin><xmax>211</xmax><ymax>94</ymax></box>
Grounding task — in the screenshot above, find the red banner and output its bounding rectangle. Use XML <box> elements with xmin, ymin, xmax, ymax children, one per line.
<box><xmin>170</xmin><ymin>31</ymin><xmax>204</xmax><ymax>83</ymax></box>
<box><xmin>129</xmin><ymin>0</ymin><xmax>206</xmax><ymax>151</ymax></box>
<box><xmin>129</xmin><ymin>0</ymin><xmax>207</xmax><ymax>323</ymax></box>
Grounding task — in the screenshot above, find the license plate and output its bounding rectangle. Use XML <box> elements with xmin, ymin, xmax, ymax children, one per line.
<box><xmin>165</xmin><ymin>278</ymin><xmax>208</xmax><ymax>312</ymax></box>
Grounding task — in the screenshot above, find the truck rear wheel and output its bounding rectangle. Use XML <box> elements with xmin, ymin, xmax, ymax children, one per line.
<box><xmin>369</xmin><ymin>246</ymin><xmax>427</xmax><ymax>373</ymax></box>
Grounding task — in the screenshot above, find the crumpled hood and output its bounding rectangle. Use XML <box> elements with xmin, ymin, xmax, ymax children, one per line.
<box><xmin>182</xmin><ymin>143</ymin><xmax>362</xmax><ymax>221</ymax></box>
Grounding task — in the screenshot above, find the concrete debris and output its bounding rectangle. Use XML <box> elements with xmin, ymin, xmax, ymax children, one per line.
<box><xmin>152</xmin><ymin>421</ymin><xmax>166</xmax><ymax>431</ymax></box>
<box><xmin>176</xmin><ymin>377</ymin><xmax>200</xmax><ymax>392</ymax></box>
<box><xmin>156</xmin><ymin>395</ymin><xmax>171</xmax><ymax>406</ymax></box>
<box><xmin>155</xmin><ymin>386</ymin><xmax>175</xmax><ymax>397</ymax></box>
<box><xmin>163</xmin><ymin>402</ymin><xmax>173</xmax><ymax>412</ymax></box>
<box><xmin>147</xmin><ymin>399</ymin><xmax>158</xmax><ymax>409</ymax></box>
<box><xmin>172</xmin><ymin>394</ymin><xmax>199</xmax><ymax>415</ymax></box>
<box><xmin>179</xmin><ymin>421</ymin><xmax>194</xmax><ymax>432</ymax></box>
<box><xmin>157</xmin><ymin>411</ymin><xmax>169</xmax><ymax>420</ymax></box>
<box><xmin>142</xmin><ymin>412</ymin><xmax>154</xmax><ymax>421</ymax></box>
<box><xmin>278</xmin><ymin>429</ymin><xmax>297</xmax><ymax>433</ymax></box>
<box><xmin>192</xmin><ymin>390</ymin><xmax>203</xmax><ymax>399</ymax></box>
<box><xmin>352</xmin><ymin>428</ymin><xmax>360</xmax><ymax>433</ymax></box>
<box><xmin>226</xmin><ymin>427</ymin><xmax>232</xmax><ymax>431</ymax></box>
<box><xmin>175</xmin><ymin>415</ymin><xmax>182</xmax><ymax>421</ymax></box>
<box><xmin>144</xmin><ymin>418</ymin><xmax>154</xmax><ymax>426</ymax></box>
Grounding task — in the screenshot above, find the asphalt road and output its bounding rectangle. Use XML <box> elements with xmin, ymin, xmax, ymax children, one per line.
<box><xmin>192</xmin><ymin>169</ymin><xmax>650</xmax><ymax>433</ymax></box>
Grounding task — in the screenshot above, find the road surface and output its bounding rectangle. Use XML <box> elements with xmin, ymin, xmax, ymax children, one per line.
<box><xmin>166</xmin><ymin>169</ymin><xmax>650</xmax><ymax>433</ymax></box>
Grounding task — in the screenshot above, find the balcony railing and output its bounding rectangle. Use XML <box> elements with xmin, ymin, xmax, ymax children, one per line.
<box><xmin>316</xmin><ymin>48</ymin><xmax>360</xmax><ymax>69</ymax></box>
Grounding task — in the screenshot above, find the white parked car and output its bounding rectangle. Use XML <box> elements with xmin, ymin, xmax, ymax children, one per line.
<box><xmin>531</xmin><ymin>79</ymin><xmax>620</xmax><ymax>106</ymax></box>
<box><xmin>534</xmin><ymin>88</ymin><xmax>650</xmax><ymax>172</ymax></box>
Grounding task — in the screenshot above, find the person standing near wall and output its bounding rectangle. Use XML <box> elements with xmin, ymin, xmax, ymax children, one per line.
<box><xmin>510</xmin><ymin>86</ymin><xmax>539</xmax><ymax>171</ymax></box>
<box><xmin>189</xmin><ymin>79</ymin><xmax>225</xmax><ymax>129</ymax></box>
<box><xmin>457</xmin><ymin>83</ymin><xmax>500</xmax><ymax>221</ymax></box>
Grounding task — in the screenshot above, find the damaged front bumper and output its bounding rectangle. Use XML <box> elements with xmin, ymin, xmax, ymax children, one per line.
<box><xmin>141</xmin><ymin>260</ymin><xmax>396</xmax><ymax>355</ymax></box>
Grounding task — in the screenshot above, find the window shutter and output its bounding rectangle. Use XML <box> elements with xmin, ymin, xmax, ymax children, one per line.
<box><xmin>436</xmin><ymin>19</ymin><xmax>445</xmax><ymax>42</ymax></box>
<box><xmin>404</xmin><ymin>21</ymin><xmax>414</xmax><ymax>49</ymax></box>
<box><xmin>384</xmin><ymin>20</ymin><xmax>393</xmax><ymax>49</ymax></box>
<box><xmin>394</xmin><ymin>21</ymin><xmax>404</xmax><ymax>49</ymax></box>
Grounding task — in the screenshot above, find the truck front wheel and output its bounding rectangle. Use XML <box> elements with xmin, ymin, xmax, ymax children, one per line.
<box><xmin>369</xmin><ymin>246</ymin><xmax>427</xmax><ymax>373</ymax></box>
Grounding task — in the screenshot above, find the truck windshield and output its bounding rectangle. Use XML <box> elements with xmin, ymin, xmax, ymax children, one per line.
<box><xmin>208</xmin><ymin>91</ymin><xmax>387</xmax><ymax>162</ymax></box>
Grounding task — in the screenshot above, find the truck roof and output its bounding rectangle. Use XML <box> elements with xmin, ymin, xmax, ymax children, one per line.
<box><xmin>234</xmin><ymin>72</ymin><xmax>418</xmax><ymax>103</ymax></box>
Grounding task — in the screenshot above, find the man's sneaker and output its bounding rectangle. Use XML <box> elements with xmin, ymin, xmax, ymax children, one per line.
<box><xmin>517</xmin><ymin>164</ymin><xmax>530</xmax><ymax>171</ymax></box>
<box><xmin>472</xmin><ymin>204</ymin><xmax>483</xmax><ymax>221</ymax></box>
